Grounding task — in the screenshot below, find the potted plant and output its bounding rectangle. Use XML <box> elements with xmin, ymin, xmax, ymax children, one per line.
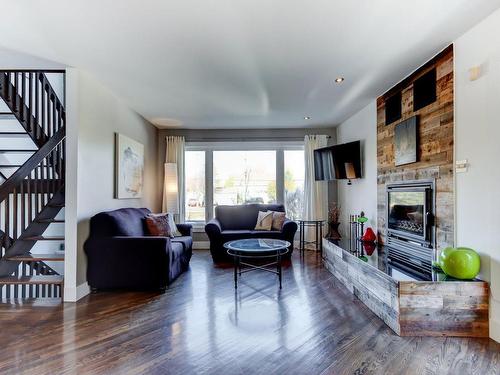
<box><xmin>327</xmin><ymin>203</ymin><xmax>341</xmax><ymax>240</ymax></box>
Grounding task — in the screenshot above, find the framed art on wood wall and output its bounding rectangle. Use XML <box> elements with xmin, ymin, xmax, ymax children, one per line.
<box><xmin>115</xmin><ymin>133</ymin><xmax>144</xmax><ymax>198</ymax></box>
<box><xmin>394</xmin><ymin>116</ymin><xmax>418</xmax><ymax>166</ymax></box>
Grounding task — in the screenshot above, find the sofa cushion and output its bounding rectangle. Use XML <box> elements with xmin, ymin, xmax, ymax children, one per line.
<box><xmin>167</xmin><ymin>213</ymin><xmax>182</xmax><ymax>237</ymax></box>
<box><xmin>145</xmin><ymin>213</ymin><xmax>173</xmax><ymax>237</ymax></box>
<box><xmin>170</xmin><ymin>241</ymin><xmax>184</xmax><ymax>262</ymax></box>
<box><xmin>254</xmin><ymin>211</ymin><xmax>273</xmax><ymax>230</ymax></box>
<box><xmin>268</xmin><ymin>211</ymin><xmax>286</xmax><ymax>230</ymax></box>
<box><xmin>171</xmin><ymin>236</ymin><xmax>193</xmax><ymax>251</ymax></box>
<box><xmin>215</xmin><ymin>204</ymin><xmax>285</xmax><ymax>230</ymax></box>
<box><xmin>90</xmin><ymin>207</ymin><xmax>151</xmax><ymax>237</ymax></box>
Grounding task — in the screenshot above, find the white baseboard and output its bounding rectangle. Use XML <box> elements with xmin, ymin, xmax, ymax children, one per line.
<box><xmin>491</xmin><ymin>318</ymin><xmax>500</xmax><ymax>343</ymax></box>
<box><xmin>64</xmin><ymin>282</ymin><xmax>90</xmax><ymax>302</ymax></box>
<box><xmin>193</xmin><ymin>241</ymin><xmax>210</xmax><ymax>250</ymax></box>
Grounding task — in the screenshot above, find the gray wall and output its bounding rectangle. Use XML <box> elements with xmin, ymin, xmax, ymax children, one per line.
<box><xmin>158</xmin><ymin>127</ymin><xmax>338</xmax><ymax>242</ymax></box>
<box><xmin>65</xmin><ymin>69</ymin><xmax>161</xmax><ymax>299</ymax></box>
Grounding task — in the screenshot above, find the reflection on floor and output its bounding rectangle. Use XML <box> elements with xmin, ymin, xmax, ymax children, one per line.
<box><xmin>0</xmin><ymin>250</ymin><xmax>498</xmax><ymax>375</ymax></box>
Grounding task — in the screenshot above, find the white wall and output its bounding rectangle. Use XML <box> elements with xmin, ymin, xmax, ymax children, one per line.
<box><xmin>455</xmin><ymin>8</ymin><xmax>500</xmax><ymax>342</ymax></box>
<box><xmin>336</xmin><ymin>102</ymin><xmax>378</xmax><ymax>238</ymax></box>
<box><xmin>64</xmin><ymin>69</ymin><xmax>160</xmax><ymax>301</ymax></box>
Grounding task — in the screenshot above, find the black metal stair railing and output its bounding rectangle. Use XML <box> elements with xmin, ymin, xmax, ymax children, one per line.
<box><xmin>0</xmin><ymin>70</ymin><xmax>65</xmax><ymax>147</ymax></box>
<box><xmin>0</xmin><ymin>70</ymin><xmax>66</xmax><ymax>299</ymax></box>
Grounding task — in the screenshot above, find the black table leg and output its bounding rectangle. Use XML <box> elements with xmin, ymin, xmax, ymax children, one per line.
<box><xmin>298</xmin><ymin>222</ymin><xmax>301</xmax><ymax>255</ymax></box>
<box><xmin>319</xmin><ymin>222</ymin><xmax>323</xmax><ymax>257</ymax></box>
<box><xmin>315</xmin><ymin>223</ymin><xmax>319</xmax><ymax>252</ymax></box>
<box><xmin>278</xmin><ymin>251</ymin><xmax>282</xmax><ymax>289</ymax></box>
<box><xmin>234</xmin><ymin>255</ymin><xmax>238</xmax><ymax>289</ymax></box>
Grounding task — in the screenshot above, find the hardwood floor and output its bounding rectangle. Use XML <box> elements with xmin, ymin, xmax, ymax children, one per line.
<box><xmin>0</xmin><ymin>250</ymin><xmax>498</xmax><ymax>375</ymax></box>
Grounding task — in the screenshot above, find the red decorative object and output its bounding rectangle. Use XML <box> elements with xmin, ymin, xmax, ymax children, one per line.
<box><xmin>362</xmin><ymin>227</ymin><xmax>376</xmax><ymax>243</ymax></box>
<box><xmin>363</xmin><ymin>242</ymin><xmax>376</xmax><ymax>256</ymax></box>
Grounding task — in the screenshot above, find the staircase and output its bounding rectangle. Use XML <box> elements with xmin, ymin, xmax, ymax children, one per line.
<box><xmin>0</xmin><ymin>70</ymin><xmax>65</xmax><ymax>301</ymax></box>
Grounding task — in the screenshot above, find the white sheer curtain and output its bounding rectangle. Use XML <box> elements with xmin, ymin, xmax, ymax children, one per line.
<box><xmin>303</xmin><ymin>135</ymin><xmax>328</xmax><ymax>243</ymax></box>
<box><xmin>163</xmin><ymin>136</ymin><xmax>185</xmax><ymax>222</ymax></box>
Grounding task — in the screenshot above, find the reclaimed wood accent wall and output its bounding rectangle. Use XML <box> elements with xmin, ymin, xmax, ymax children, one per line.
<box><xmin>376</xmin><ymin>45</ymin><xmax>454</xmax><ymax>249</ymax></box>
<box><xmin>399</xmin><ymin>281</ymin><xmax>489</xmax><ymax>337</ymax></box>
<box><xmin>323</xmin><ymin>240</ymin><xmax>400</xmax><ymax>334</ymax></box>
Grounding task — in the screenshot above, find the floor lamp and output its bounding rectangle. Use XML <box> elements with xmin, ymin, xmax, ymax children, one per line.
<box><xmin>164</xmin><ymin>163</ymin><xmax>179</xmax><ymax>220</ymax></box>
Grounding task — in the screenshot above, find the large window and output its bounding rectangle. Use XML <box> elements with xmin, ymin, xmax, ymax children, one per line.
<box><xmin>284</xmin><ymin>150</ymin><xmax>305</xmax><ymax>220</ymax></box>
<box><xmin>184</xmin><ymin>143</ymin><xmax>304</xmax><ymax>223</ymax></box>
<box><xmin>185</xmin><ymin>151</ymin><xmax>205</xmax><ymax>221</ymax></box>
<box><xmin>213</xmin><ymin>151</ymin><xmax>276</xmax><ymax>206</ymax></box>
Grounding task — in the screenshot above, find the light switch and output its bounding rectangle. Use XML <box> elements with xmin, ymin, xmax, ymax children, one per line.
<box><xmin>456</xmin><ymin>159</ymin><xmax>468</xmax><ymax>173</ymax></box>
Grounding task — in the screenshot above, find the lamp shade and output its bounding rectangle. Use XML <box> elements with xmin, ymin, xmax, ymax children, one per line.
<box><xmin>164</xmin><ymin>163</ymin><xmax>179</xmax><ymax>214</ymax></box>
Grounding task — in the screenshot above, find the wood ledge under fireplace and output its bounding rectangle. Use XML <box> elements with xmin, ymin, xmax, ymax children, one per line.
<box><xmin>323</xmin><ymin>239</ymin><xmax>489</xmax><ymax>337</ymax></box>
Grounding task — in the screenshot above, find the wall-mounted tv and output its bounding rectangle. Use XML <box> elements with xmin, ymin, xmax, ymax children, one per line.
<box><xmin>314</xmin><ymin>141</ymin><xmax>362</xmax><ymax>181</ymax></box>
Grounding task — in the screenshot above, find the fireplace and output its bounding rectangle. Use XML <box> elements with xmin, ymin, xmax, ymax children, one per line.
<box><xmin>386</xmin><ymin>180</ymin><xmax>435</xmax><ymax>273</ymax></box>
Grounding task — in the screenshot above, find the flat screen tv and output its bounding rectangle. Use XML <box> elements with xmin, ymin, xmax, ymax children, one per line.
<box><xmin>314</xmin><ymin>141</ymin><xmax>362</xmax><ymax>181</ymax></box>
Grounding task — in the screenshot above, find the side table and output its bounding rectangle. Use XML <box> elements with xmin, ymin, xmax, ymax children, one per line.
<box><xmin>298</xmin><ymin>220</ymin><xmax>325</xmax><ymax>256</ymax></box>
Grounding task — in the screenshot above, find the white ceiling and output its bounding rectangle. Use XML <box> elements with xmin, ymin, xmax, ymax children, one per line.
<box><xmin>0</xmin><ymin>0</ymin><xmax>499</xmax><ymax>129</ymax></box>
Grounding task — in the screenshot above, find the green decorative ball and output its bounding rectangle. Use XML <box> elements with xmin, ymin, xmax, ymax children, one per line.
<box><xmin>438</xmin><ymin>247</ymin><xmax>481</xmax><ymax>280</ymax></box>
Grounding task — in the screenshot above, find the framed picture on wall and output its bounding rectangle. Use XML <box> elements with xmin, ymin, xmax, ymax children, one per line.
<box><xmin>115</xmin><ymin>133</ymin><xmax>144</xmax><ymax>198</ymax></box>
<box><xmin>394</xmin><ymin>116</ymin><xmax>418</xmax><ymax>166</ymax></box>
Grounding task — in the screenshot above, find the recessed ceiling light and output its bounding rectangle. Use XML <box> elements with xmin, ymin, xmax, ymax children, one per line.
<box><xmin>304</xmin><ymin>116</ymin><xmax>311</xmax><ymax>120</ymax></box>
<box><xmin>335</xmin><ymin>77</ymin><xmax>345</xmax><ymax>84</ymax></box>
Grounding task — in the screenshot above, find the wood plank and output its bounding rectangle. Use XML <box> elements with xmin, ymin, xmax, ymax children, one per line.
<box><xmin>6</xmin><ymin>253</ymin><xmax>64</xmax><ymax>262</ymax></box>
<box><xmin>0</xmin><ymin>275</ymin><xmax>63</xmax><ymax>285</ymax></box>
<box><xmin>21</xmin><ymin>236</ymin><xmax>64</xmax><ymax>241</ymax></box>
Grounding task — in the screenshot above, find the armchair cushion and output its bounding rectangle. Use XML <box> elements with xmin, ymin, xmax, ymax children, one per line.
<box><xmin>268</xmin><ymin>211</ymin><xmax>286</xmax><ymax>230</ymax></box>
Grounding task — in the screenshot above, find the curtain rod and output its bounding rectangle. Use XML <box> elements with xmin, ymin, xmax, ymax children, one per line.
<box><xmin>175</xmin><ymin>135</ymin><xmax>331</xmax><ymax>142</ymax></box>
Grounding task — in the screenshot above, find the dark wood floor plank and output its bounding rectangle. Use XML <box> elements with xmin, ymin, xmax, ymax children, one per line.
<box><xmin>0</xmin><ymin>250</ymin><xmax>498</xmax><ymax>375</ymax></box>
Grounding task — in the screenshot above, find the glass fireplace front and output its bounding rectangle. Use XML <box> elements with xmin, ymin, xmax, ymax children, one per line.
<box><xmin>387</xmin><ymin>185</ymin><xmax>432</xmax><ymax>243</ymax></box>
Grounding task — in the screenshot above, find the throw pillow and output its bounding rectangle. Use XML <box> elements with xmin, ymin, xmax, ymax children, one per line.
<box><xmin>268</xmin><ymin>211</ymin><xmax>286</xmax><ymax>231</ymax></box>
<box><xmin>167</xmin><ymin>213</ymin><xmax>182</xmax><ymax>237</ymax></box>
<box><xmin>145</xmin><ymin>213</ymin><xmax>173</xmax><ymax>237</ymax></box>
<box><xmin>254</xmin><ymin>211</ymin><xmax>273</xmax><ymax>231</ymax></box>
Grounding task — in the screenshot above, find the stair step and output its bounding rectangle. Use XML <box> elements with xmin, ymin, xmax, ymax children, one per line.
<box><xmin>0</xmin><ymin>132</ymin><xmax>28</xmax><ymax>136</ymax></box>
<box><xmin>0</xmin><ymin>297</ymin><xmax>62</xmax><ymax>306</ymax></box>
<box><xmin>0</xmin><ymin>275</ymin><xmax>63</xmax><ymax>285</ymax></box>
<box><xmin>0</xmin><ymin>113</ymin><xmax>15</xmax><ymax>119</ymax></box>
<box><xmin>6</xmin><ymin>253</ymin><xmax>64</xmax><ymax>262</ymax></box>
<box><xmin>36</xmin><ymin>219</ymin><xmax>65</xmax><ymax>223</ymax></box>
<box><xmin>22</xmin><ymin>236</ymin><xmax>65</xmax><ymax>241</ymax></box>
<box><xmin>0</xmin><ymin>165</ymin><xmax>22</xmax><ymax>168</ymax></box>
<box><xmin>0</xmin><ymin>149</ymin><xmax>36</xmax><ymax>153</ymax></box>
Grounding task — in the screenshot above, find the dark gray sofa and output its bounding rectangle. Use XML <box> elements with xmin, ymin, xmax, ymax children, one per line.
<box><xmin>84</xmin><ymin>208</ymin><xmax>192</xmax><ymax>291</ymax></box>
<box><xmin>205</xmin><ymin>204</ymin><xmax>297</xmax><ymax>263</ymax></box>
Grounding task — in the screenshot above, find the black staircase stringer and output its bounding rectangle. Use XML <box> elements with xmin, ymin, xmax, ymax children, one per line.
<box><xmin>0</xmin><ymin>127</ymin><xmax>65</xmax><ymax>203</ymax></box>
<box><xmin>0</xmin><ymin>72</ymin><xmax>47</xmax><ymax>148</ymax></box>
<box><xmin>0</xmin><ymin>187</ymin><xmax>64</xmax><ymax>277</ymax></box>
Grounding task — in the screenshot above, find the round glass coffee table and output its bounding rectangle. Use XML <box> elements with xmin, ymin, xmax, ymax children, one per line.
<box><xmin>224</xmin><ymin>238</ymin><xmax>290</xmax><ymax>289</ymax></box>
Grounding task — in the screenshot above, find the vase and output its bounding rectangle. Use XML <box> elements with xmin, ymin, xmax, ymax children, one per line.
<box><xmin>362</xmin><ymin>227</ymin><xmax>377</xmax><ymax>243</ymax></box>
<box><xmin>327</xmin><ymin>222</ymin><xmax>341</xmax><ymax>240</ymax></box>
